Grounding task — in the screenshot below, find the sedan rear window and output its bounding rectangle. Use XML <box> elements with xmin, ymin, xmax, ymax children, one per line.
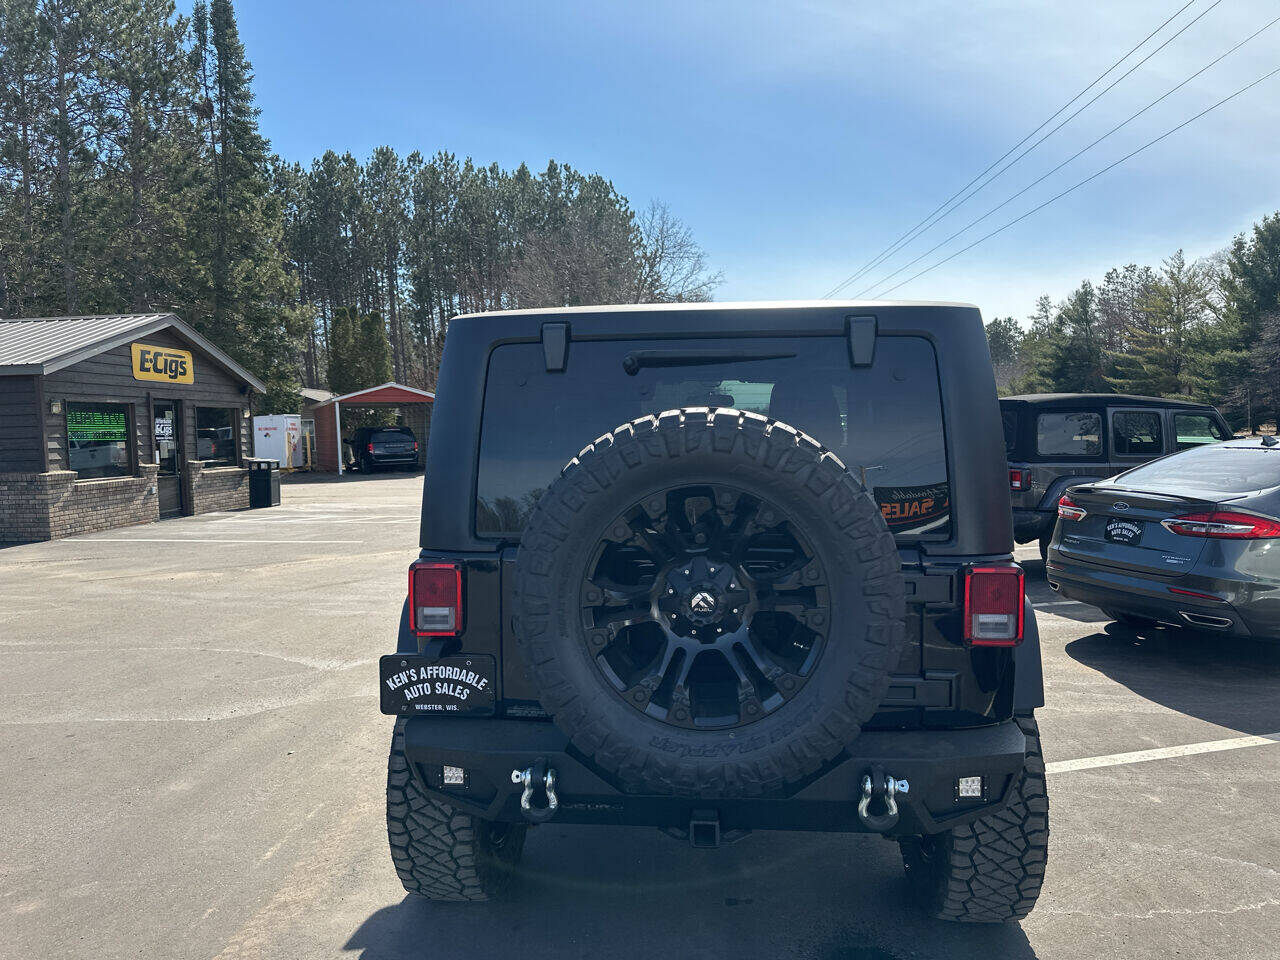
<box><xmin>1116</xmin><ymin>443</ymin><xmax>1280</xmax><ymax>496</ymax></box>
<box><xmin>475</xmin><ymin>336</ymin><xmax>951</xmax><ymax>539</ymax></box>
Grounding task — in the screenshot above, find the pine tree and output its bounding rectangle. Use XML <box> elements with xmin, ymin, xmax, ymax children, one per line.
<box><xmin>189</xmin><ymin>0</ymin><xmax>301</xmax><ymax>411</ymax></box>
<box><xmin>97</xmin><ymin>0</ymin><xmax>202</xmax><ymax>312</ymax></box>
<box><xmin>0</xmin><ymin>0</ymin><xmax>47</xmax><ymax>315</ymax></box>
<box><xmin>1106</xmin><ymin>251</ymin><xmax>1214</xmax><ymax>398</ymax></box>
<box><xmin>1218</xmin><ymin>214</ymin><xmax>1280</xmax><ymax>430</ymax></box>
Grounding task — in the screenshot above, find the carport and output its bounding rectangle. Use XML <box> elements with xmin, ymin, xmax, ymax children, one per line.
<box><xmin>310</xmin><ymin>382</ymin><xmax>434</xmax><ymax>474</ymax></box>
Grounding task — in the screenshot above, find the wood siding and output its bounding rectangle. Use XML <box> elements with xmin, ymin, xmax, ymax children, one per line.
<box><xmin>0</xmin><ymin>375</ymin><xmax>44</xmax><ymax>472</ymax></box>
<box><xmin>41</xmin><ymin>326</ymin><xmax>252</xmax><ymax>473</ymax></box>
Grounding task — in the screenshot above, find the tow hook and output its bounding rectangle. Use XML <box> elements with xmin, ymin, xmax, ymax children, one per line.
<box><xmin>511</xmin><ymin>759</ymin><xmax>559</xmax><ymax>823</ymax></box>
<box><xmin>857</xmin><ymin>764</ymin><xmax>909</xmax><ymax>832</ymax></box>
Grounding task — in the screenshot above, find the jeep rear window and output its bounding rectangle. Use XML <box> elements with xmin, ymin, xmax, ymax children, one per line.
<box><xmin>475</xmin><ymin>336</ymin><xmax>951</xmax><ymax>539</ymax></box>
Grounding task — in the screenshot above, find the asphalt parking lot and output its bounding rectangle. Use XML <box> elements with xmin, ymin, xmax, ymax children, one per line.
<box><xmin>2</xmin><ymin>474</ymin><xmax>1278</xmax><ymax>960</ymax></box>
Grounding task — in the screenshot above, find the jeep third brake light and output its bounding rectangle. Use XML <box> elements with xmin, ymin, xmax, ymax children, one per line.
<box><xmin>963</xmin><ymin>565</ymin><xmax>1025</xmax><ymax>646</ymax></box>
<box><xmin>409</xmin><ymin>561</ymin><xmax>463</xmax><ymax>636</ymax></box>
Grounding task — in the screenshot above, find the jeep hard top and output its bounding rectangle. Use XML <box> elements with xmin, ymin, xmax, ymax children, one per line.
<box><xmin>381</xmin><ymin>301</ymin><xmax>1049</xmax><ymax>921</ymax></box>
<box><xmin>1002</xmin><ymin>393</ymin><xmax>1232</xmax><ymax>557</ymax></box>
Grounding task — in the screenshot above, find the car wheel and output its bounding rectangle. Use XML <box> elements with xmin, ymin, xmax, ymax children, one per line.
<box><xmin>899</xmin><ymin>714</ymin><xmax>1049</xmax><ymax>922</ymax></box>
<box><xmin>1038</xmin><ymin>532</ymin><xmax>1051</xmax><ymax>562</ymax></box>
<box><xmin>386</xmin><ymin>719</ymin><xmax>526</xmax><ymax>900</ymax></box>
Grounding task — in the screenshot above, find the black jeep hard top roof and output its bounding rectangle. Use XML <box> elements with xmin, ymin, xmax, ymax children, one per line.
<box><xmin>422</xmin><ymin>300</ymin><xmax>1015</xmax><ymax>557</ymax></box>
<box><xmin>1001</xmin><ymin>393</ymin><xmax>1216</xmax><ymax>410</ymax></box>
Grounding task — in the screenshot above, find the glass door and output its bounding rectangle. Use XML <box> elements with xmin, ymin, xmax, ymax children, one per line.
<box><xmin>154</xmin><ymin>399</ymin><xmax>184</xmax><ymax>517</ymax></box>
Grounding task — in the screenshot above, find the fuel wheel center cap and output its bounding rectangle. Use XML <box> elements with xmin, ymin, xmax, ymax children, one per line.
<box><xmin>689</xmin><ymin>590</ymin><xmax>718</xmax><ymax>617</ymax></box>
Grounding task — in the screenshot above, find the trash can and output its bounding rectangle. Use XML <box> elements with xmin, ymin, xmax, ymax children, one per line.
<box><xmin>248</xmin><ymin>459</ymin><xmax>280</xmax><ymax>508</ymax></box>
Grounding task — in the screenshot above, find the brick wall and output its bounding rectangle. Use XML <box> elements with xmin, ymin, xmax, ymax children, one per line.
<box><xmin>186</xmin><ymin>461</ymin><xmax>250</xmax><ymax>514</ymax></box>
<box><xmin>0</xmin><ymin>465</ymin><xmax>160</xmax><ymax>543</ymax></box>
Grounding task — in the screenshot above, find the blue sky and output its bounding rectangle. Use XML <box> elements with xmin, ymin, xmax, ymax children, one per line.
<box><xmin>234</xmin><ymin>0</ymin><xmax>1280</xmax><ymax>322</ymax></box>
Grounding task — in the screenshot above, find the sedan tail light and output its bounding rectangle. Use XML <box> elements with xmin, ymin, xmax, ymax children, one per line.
<box><xmin>409</xmin><ymin>561</ymin><xmax>463</xmax><ymax>636</ymax></box>
<box><xmin>367</xmin><ymin>442</ymin><xmax>374</xmax><ymax>453</ymax></box>
<box><xmin>1161</xmin><ymin>511</ymin><xmax>1280</xmax><ymax>539</ymax></box>
<box><xmin>963</xmin><ymin>564</ymin><xmax>1025</xmax><ymax>646</ymax></box>
<box><xmin>1009</xmin><ymin>469</ymin><xmax>1025</xmax><ymax>491</ymax></box>
<box><xmin>1057</xmin><ymin>495</ymin><xmax>1087</xmax><ymax>521</ymax></box>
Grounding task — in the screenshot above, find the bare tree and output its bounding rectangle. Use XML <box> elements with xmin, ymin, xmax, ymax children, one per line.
<box><xmin>633</xmin><ymin>200</ymin><xmax>721</xmax><ymax>303</ymax></box>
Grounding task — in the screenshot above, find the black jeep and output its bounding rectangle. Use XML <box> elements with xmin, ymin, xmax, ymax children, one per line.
<box><xmin>381</xmin><ymin>302</ymin><xmax>1048</xmax><ymax>922</ymax></box>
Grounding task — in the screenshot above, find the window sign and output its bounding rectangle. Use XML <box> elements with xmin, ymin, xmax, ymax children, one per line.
<box><xmin>154</xmin><ymin>417</ymin><xmax>174</xmax><ymax>441</ymax></box>
<box><xmin>66</xmin><ymin>402</ymin><xmax>132</xmax><ymax>478</ymax></box>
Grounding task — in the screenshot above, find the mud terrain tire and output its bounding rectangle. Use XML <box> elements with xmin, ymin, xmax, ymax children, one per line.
<box><xmin>387</xmin><ymin>719</ymin><xmax>526</xmax><ymax>900</ymax></box>
<box><xmin>512</xmin><ymin>407</ymin><xmax>907</xmax><ymax>797</ymax></box>
<box><xmin>898</xmin><ymin>714</ymin><xmax>1050</xmax><ymax>922</ymax></box>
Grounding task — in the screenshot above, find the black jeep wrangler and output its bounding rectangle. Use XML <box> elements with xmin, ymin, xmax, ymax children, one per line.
<box><xmin>381</xmin><ymin>302</ymin><xmax>1048</xmax><ymax>922</ymax></box>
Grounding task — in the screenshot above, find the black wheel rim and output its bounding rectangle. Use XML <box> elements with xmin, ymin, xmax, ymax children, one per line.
<box><xmin>579</xmin><ymin>483</ymin><xmax>829</xmax><ymax>730</ymax></box>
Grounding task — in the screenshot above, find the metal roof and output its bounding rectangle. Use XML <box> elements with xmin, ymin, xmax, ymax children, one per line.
<box><xmin>0</xmin><ymin>313</ymin><xmax>266</xmax><ymax>392</ymax></box>
<box><xmin>315</xmin><ymin>381</ymin><xmax>435</xmax><ymax>406</ymax></box>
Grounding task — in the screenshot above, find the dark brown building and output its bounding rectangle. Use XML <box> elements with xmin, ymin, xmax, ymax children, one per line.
<box><xmin>0</xmin><ymin>313</ymin><xmax>266</xmax><ymax>543</ymax></box>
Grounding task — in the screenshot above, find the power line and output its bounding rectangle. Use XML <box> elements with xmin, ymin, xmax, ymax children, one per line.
<box><xmin>822</xmin><ymin>0</ymin><xmax>1209</xmax><ymax>299</ymax></box>
<box><xmin>837</xmin><ymin>0</ymin><xmax>1228</xmax><ymax>299</ymax></box>
<box><xmin>871</xmin><ymin>63</ymin><xmax>1280</xmax><ymax>299</ymax></box>
<box><xmin>858</xmin><ymin>9</ymin><xmax>1280</xmax><ymax>299</ymax></box>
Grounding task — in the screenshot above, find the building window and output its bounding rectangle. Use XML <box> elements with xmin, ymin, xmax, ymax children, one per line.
<box><xmin>66</xmin><ymin>402</ymin><xmax>133</xmax><ymax>478</ymax></box>
<box><xmin>196</xmin><ymin>407</ymin><xmax>239</xmax><ymax>466</ymax></box>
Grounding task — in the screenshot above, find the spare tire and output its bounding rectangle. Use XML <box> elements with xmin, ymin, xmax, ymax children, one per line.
<box><xmin>512</xmin><ymin>408</ymin><xmax>906</xmax><ymax>797</ymax></box>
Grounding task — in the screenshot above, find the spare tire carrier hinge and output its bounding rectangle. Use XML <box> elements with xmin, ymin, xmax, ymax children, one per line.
<box><xmin>511</xmin><ymin>759</ymin><xmax>559</xmax><ymax>823</ymax></box>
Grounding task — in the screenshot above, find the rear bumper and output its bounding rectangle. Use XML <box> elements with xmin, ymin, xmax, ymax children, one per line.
<box><xmin>400</xmin><ymin>715</ymin><xmax>1028</xmax><ymax>837</ymax></box>
<box><xmin>1047</xmin><ymin>551</ymin><xmax>1272</xmax><ymax>639</ymax></box>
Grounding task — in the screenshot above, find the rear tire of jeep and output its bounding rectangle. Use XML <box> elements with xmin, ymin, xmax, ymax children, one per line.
<box><xmin>513</xmin><ymin>407</ymin><xmax>907</xmax><ymax>798</ymax></box>
<box><xmin>386</xmin><ymin>719</ymin><xmax>527</xmax><ymax>901</ymax></box>
<box><xmin>1038</xmin><ymin>532</ymin><xmax>1051</xmax><ymax>563</ymax></box>
<box><xmin>898</xmin><ymin>714</ymin><xmax>1049</xmax><ymax>922</ymax></box>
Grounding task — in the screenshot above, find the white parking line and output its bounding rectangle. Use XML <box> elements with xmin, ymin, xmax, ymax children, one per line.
<box><xmin>1047</xmin><ymin>731</ymin><xmax>1280</xmax><ymax>774</ymax></box>
<box><xmin>1035</xmin><ymin>599</ymin><xmax>1089</xmax><ymax>609</ymax></box>
<box><xmin>71</xmin><ymin>537</ymin><xmax>363</xmax><ymax>544</ymax></box>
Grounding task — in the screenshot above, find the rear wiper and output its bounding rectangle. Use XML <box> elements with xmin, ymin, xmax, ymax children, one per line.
<box><xmin>622</xmin><ymin>348</ymin><xmax>795</xmax><ymax>376</ymax></box>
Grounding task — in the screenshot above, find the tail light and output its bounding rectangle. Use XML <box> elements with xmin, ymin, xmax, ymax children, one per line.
<box><xmin>963</xmin><ymin>564</ymin><xmax>1025</xmax><ymax>646</ymax></box>
<box><xmin>413</xmin><ymin>441</ymin><xmax>419</xmax><ymax>451</ymax></box>
<box><xmin>1009</xmin><ymin>469</ymin><xmax>1025</xmax><ymax>491</ymax></box>
<box><xmin>1161</xmin><ymin>511</ymin><xmax>1280</xmax><ymax>539</ymax></box>
<box><xmin>1057</xmin><ymin>495</ymin><xmax>1087</xmax><ymax>521</ymax></box>
<box><xmin>409</xmin><ymin>561</ymin><xmax>463</xmax><ymax>636</ymax></box>
<box><xmin>367</xmin><ymin>442</ymin><xmax>374</xmax><ymax>453</ymax></box>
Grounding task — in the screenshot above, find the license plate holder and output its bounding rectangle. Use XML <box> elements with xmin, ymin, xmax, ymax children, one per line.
<box><xmin>379</xmin><ymin>654</ymin><xmax>496</xmax><ymax>717</ymax></box>
<box><xmin>1104</xmin><ymin>517</ymin><xmax>1144</xmax><ymax>546</ymax></box>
